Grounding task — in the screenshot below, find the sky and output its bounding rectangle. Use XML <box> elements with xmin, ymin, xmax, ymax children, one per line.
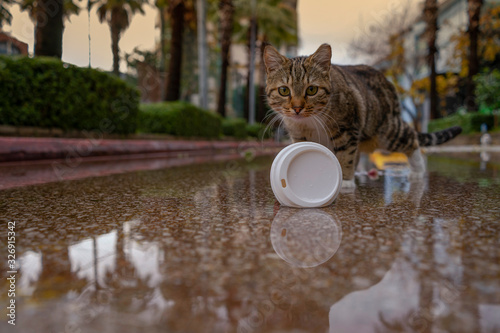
<box><xmin>4</xmin><ymin>0</ymin><xmax>414</xmax><ymax>71</ymax></box>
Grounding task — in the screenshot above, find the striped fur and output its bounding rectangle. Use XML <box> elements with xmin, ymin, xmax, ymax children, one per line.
<box><xmin>418</xmin><ymin>126</ymin><xmax>462</xmax><ymax>146</ymax></box>
<box><xmin>263</xmin><ymin>44</ymin><xmax>461</xmax><ymax>183</ymax></box>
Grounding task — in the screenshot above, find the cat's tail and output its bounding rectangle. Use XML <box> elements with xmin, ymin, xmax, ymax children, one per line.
<box><xmin>417</xmin><ymin>126</ymin><xmax>462</xmax><ymax>147</ymax></box>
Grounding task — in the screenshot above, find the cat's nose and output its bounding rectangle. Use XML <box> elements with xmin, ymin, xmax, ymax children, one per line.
<box><xmin>292</xmin><ymin>106</ymin><xmax>303</xmax><ymax>115</ymax></box>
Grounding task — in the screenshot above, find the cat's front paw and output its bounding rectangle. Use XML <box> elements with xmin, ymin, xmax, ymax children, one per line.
<box><xmin>341</xmin><ymin>179</ymin><xmax>356</xmax><ymax>189</ymax></box>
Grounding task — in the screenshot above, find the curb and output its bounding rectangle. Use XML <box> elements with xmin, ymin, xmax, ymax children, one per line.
<box><xmin>0</xmin><ymin>137</ymin><xmax>285</xmax><ymax>163</ymax></box>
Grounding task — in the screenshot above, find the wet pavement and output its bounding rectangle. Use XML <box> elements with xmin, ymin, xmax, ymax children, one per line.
<box><xmin>1</xmin><ymin>152</ymin><xmax>499</xmax><ymax>333</ymax></box>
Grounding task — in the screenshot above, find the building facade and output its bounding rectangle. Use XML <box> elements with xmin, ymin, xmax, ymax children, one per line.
<box><xmin>0</xmin><ymin>32</ymin><xmax>29</xmax><ymax>56</ymax></box>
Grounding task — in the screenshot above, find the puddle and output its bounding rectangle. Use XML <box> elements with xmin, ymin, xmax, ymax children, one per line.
<box><xmin>1</xmin><ymin>153</ymin><xmax>499</xmax><ymax>332</ymax></box>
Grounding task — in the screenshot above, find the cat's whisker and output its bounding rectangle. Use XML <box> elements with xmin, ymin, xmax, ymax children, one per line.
<box><xmin>263</xmin><ymin>112</ymin><xmax>283</xmax><ymax>142</ymax></box>
<box><xmin>313</xmin><ymin>116</ymin><xmax>330</xmax><ymax>144</ymax></box>
<box><xmin>270</xmin><ymin>115</ymin><xmax>282</xmax><ymax>131</ymax></box>
<box><xmin>311</xmin><ymin>117</ymin><xmax>321</xmax><ymax>140</ymax></box>
<box><xmin>279</xmin><ymin>117</ymin><xmax>287</xmax><ymax>141</ymax></box>
<box><xmin>316</xmin><ymin>116</ymin><xmax>330</xmax><ymax>142</ymax></box>
<box><xmin>262</xmin><ymin>109</ymin><xmax>278</xmax><ymax>122</ymax></box>
<box><xmin>322</xmin><ymin>115</ymin><xmax>338</xmax><ymax>132</ymax></box>
<box><xmin>315</xmin><ymin>114</ymin><xmax>337</xmax><ymax>150</ymax></box>
<box><xmin>319</xmin><ymin>112</ymin><xmax>340</xmax><ymax>133</ymax></box>
<box><xmin>263</xmin><ymin>115</ymin><xmax>278</xmax><ymax>135</ymax></box>
<box><xmin>310</xmin><ymin>116</ymin><xmax>323</xmax><ymax>143</ymax></box>
<box><xmin>271</xmin><ymin>116</ymin><xmax>285</xmax><ymax>142</ymax></box>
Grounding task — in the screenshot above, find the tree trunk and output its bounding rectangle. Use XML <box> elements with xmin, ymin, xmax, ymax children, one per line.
<box><xmin>159</xmin><ymin>5</ymin><xmax>167</xmax><ymax>99</ymax></box>
<box><xmin>243</xmin><ymin>24</ymin><xmax>251</xmax><ymax>121</ymax></box>
<box><xmin>196</xmin><ymin>0</ymin><xmax>208</xmax><ymax>108</ymax></box>
<box><xmin>165</xmin><ymin>0</ymin><xmax>185</xmax><ymax>101</ymax></box>
<box><xmin>217</xmin><ymin>0</ymin><xmax>234</xmax><ymax>117</ymax></box>
<box><xmin>429</xmin><ymin>51</ymin><xmax>438</xmax><ymax>118</ymax></box>
<box><xmin>424</xmin><ymin>0</ymin><xmax>439</xmax><ymax>119</ymax></box>
<box><xmin>110</xmin><ymin>8</ymin><xmax>121</xmax><ymax>76</ymax></box>
<box><xmin>257</xmin><ymin>39</ymin><xmax>269</xmax><ymax>123</ymax></box>
<box><xmin>466</xmin><ymin>0</ymin><xmax>483</xmax><ymax>112</ymax></box>
<box><xmin>245</xmin><ymin>18</ymin><xmax>258</xmax><ymax>123</ymax></box>
<box><xmin>34</xmin><ymin>0</ymin><xmax>64</xmax><ymax>59</ymax></box>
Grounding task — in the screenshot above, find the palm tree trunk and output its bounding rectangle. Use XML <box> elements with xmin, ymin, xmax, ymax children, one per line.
<box><xmin>165</xmin><ymin>0</ymin><xmax>185</xmax><ymax>101</ymax></box>
<box><xmin>34</xmin><ymin>0</ymin><xmax>64</xmax><ymax>58</ymax></box>
<box><xmin>245</xmin><ymin>18</ymin><xmax>258</xmax><ymax>122</ymax></box>
<box><xmin>159</xmin><ymin>7</ymin><xmax>167</xmax><ymax>70</ymax></box>
<box><xmin>197</xmin><ymin>0</ymin><xmax>208</xmax><ymax>108</ymax></box>
<box><xmin>217</xmin><ymin>0</ymin><xmax>234</xmax><ymax>117</ymax></box>
<box><xmin>424</xmin><ymin>0</ymin><xmax>439</xmax><ymax>119</ymax></box>
<box><xmin>257</xmin><ymin>39</ymin><xmax>269</xmax><ymax>123</ymax></box>
<box><xmin>243</xmin><ymin>24</ymin><xmax>251</xmax><ymax>121</ymax></box>
<box><xmin>466</xmin><ymin>0</ymin><xmax>483</xmax><ymax>112</ymax></box>
<box><xmin>110</xmin><ymin>8</ymin><xmax>121</xmax><ymax>76</ymax></box>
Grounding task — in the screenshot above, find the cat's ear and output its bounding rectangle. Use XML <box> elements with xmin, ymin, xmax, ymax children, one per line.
<box><xmin>307</xmin><ymin>44</ymin><xmax>332</xmax><ymax>72</ymax></box>
<box><xmin>264</xmin><ymin>45</ymin><xmax>289</xmax><ymax>74</ymax></box>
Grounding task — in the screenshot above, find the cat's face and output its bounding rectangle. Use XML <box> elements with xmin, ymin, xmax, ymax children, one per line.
<box><xmin>264</xmin><ymin>44</ymin><xmax>333</xmax><ymax>121</ymax></box>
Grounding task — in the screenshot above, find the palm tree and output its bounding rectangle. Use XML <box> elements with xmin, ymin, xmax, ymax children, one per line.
<box><xmin>235</xmin><ymin>0</ymin><xmax>297</xmax><ymax>122</ymax></box>
<box><xmin>217</xmin><ymin>0</ymin><xmax>234</xmax><ymax>117</ymax></box>
<box><xmin>423</xmin><ymin>0</ymin><xmax>439</xmax><ymax>119</ymax></box>
<box><xmin>96</xmin><ymin>0</ymin><xmax>146</xmax><ymax>75</ymax></box>
<box><xmin>19</xmin><ymin>0</ymin><xmax>80</xmax><ymax>58</ymax></box>
<box><xmin>256</xmin><ymin>0</ymin><xmax>297</xmax><ymax>122</ymax></box>
<box><xmin>0</xmin><ymin>0</ymin><xmax>14</xmax><ymax>28</ymax></box>
<box><xmin>466</xmin><ymin>0</ymin><xmax>484</xmax><ymax>111</ymax></box>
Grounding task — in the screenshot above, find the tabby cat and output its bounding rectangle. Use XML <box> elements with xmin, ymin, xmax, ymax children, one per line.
<box><xmin>264</xmin><ymin>44</ymin><xmax>462</xmax><ymax>188</ymax></box>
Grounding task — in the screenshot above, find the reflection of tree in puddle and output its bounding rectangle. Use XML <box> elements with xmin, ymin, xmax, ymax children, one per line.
<box><xmin>102</xmin><ymin>220</ymin><xmax>156</xmax><ymax>315</ymax></box>
<box><xmin>32</xmin><ymin>245</ymin><xmax>88</xmax><ymax>301</ymax></box>
<box><xmin>271</xmin><ymin>208</ymin><xmax>342</xmax><ymax>268</ymax></box>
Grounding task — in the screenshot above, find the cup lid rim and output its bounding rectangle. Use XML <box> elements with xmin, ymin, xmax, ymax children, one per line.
<box><xmin>271</xmin><ymin>142</ymin><xmax>342</xmax><ymax>208</ymax></box>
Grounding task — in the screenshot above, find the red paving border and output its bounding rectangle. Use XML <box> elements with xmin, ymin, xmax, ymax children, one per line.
<box><xmin>0</xmin><ymin>137</ymin><xmax>286</xmax><ymax>190</ymax></box>
<box><xmin>0</xmin><ymin>136</ymin><xmax>285</xmax><ymax>163</ymax></box>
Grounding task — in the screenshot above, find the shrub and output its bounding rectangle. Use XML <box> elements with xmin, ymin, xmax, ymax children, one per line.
<box><xmin>428</xmin><ymin>112</ymin><xmax>496</xmax><ymax>134</ymax></box>
<box><xmin>222</xmin><ymin>118</ymin><xmax>248</xmax><ymax>139</ymax></box>
<box><xmin>246</xmin><ymin>123</ymin><xmax>272</xmax><ymax>139</ymax></box>
<box><xmin>139</xmin><ymin>101</ymin><xmax>222</xmax><ymax>138</ymax></box>
<box><xmin>475</xmin><ymin>69</ymin><xmax>500</xmax><ymax>112</ymax></box>
<box><xmin>0</xmin><ymin>56</ymin><xmax>140</xmax><ymax>134</ymax></box>
<box><xmin>469</xmin><ymin>113</ymin><xmax>495</xmax><ymax>131</ymax></box>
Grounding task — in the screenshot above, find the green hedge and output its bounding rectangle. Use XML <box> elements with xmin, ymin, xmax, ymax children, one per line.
<box><xmin>246</xmin><ymin>123</ymin><xmax>272</xmax><ymax>139</ymax></box>
<box><xmin>222</xmin><ymin>118</ymin><xmax>247</xmax><ymax>139</ymax></box>
<box><xmin>0</xmin><ymin>56</ymin><xmax>140</xmax><ymax>134</ymax></box>
<box><xmin>139</xmin><ymin>105</ymin><xmax>273</xmax><ymax>139</ymax></box>
<box><xmin>428</xmin><ymin>112</ymin><xmax>497</xmax><ymax>134</ymax></box>
<box><xmin>139</xmin><ymin>101</ymin><xmax>222</xmax><ymax>138</ymax></box>
<box><xmin>221</xmin><ymin>119</ymin><xmax>273</xmax><ymax>139</ymax></box>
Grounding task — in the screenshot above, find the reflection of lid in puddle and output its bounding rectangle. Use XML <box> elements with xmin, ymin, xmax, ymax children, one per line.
<box><xmin>270</xmin><ymin>142</ymin><xmax>343</xmax><ymax>208</ymax></box>
<box><xmin>271</xmin><ymin>208</ymin><xmax>342</xmax><ymax>267</ymax></box>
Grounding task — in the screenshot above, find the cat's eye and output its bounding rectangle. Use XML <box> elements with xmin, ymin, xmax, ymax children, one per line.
<box><xmin>306</xmin><ymin>86</ymin><xmax>318</xmax><ymax>96</ymax></box>
<box><xmin>278</xmin><ymin>86</ymin><xmax>290</xmax><ymax>96</ymax></box>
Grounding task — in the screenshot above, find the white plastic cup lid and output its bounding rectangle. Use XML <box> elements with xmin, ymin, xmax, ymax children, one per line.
<box><xmin>270</xmin><ymin>142</ymin><xmax>343</xmax><ymax>208</ymax></box>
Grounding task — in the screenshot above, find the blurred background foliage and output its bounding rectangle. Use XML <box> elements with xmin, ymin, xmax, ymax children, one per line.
<box><xmin>0</xmin><ymin>0</ymin><xmax>499</xmax><ymax>138</ymax></box>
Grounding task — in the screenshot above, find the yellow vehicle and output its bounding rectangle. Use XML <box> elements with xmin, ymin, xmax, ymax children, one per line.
<box><xmin>369</xmin><ymin>150</ymin><xmax>409</xmax><ymax>170</ymax></box>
